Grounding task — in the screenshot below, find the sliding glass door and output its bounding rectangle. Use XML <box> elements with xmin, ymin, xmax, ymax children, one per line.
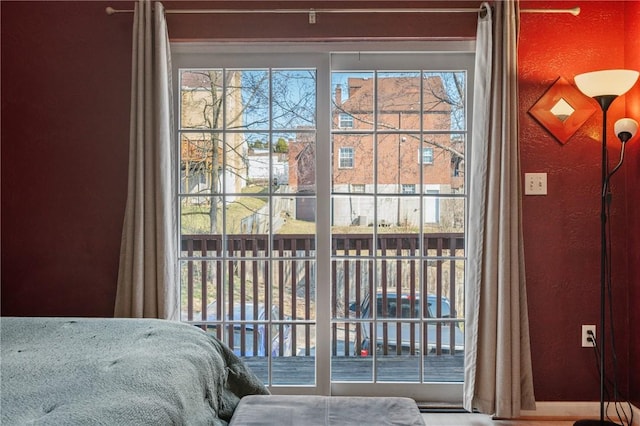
<box><xmin>173</xmin><ymin>43</ymin><xmax>473</xmax><ymax>402</ymax></box>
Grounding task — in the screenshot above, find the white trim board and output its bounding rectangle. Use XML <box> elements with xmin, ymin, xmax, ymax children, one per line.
<box><xmin>516</xmin><ymin>401</ymin><xmax>639</xmax><ymax>425</ymax></box>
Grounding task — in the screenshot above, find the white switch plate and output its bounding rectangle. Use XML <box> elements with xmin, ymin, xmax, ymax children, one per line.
<box><xmin>524</xmin><ymin>173</ymin><xmax>547</xmax><ymax>195</ymax></box>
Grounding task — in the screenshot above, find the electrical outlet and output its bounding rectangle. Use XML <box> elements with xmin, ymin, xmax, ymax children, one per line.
<box><xmin>582</xmin><ymin>325</ymin><xmax>596</xmax><ymax>347</ymax></box>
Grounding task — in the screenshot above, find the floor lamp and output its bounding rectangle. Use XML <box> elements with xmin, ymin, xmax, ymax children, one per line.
<box><xmin>573</xmin><ymin>69</ymin><xmax>639</xmax><ymax>426</ymax></box>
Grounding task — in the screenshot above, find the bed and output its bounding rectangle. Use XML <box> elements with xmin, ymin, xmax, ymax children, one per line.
<box><xmin>0</xmin><ymin>317</ymin><xmax>269</xmax><ymax>425</ymax></box>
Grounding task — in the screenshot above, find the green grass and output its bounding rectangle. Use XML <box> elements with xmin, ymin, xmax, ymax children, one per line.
<box><xmin>181</xmin><ymin>185</ymin><xmax>269</xmax><ymax>234</ymax></box>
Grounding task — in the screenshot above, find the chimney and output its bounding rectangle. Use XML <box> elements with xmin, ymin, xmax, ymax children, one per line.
<box><xmin>335</xmin><ymin>84</ymin><xmax>342</xmax><ymax>106</ymax></box>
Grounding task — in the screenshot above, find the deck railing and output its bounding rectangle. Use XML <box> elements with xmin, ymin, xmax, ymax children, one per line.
<box><xmin>181</xmin><ymin>233</ymin><xmax>464</xmax><ymax>357</ymax></box>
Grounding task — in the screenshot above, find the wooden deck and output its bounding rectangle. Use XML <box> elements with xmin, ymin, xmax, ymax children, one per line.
<box><xmin>242</xmin><ymin>354</ymin><xmax>464</xmax><ymax>385</ymax></box>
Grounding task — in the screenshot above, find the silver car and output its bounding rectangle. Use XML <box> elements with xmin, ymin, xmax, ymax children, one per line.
<box><xmin>206</xmin><ymin>302</ymin><xmax>292</xmax><ymax>357</ymax></box>
<box><xmin>355</xmin><ymin>293</ymin><xmax>464</xmax><ymax>355</ymax></box>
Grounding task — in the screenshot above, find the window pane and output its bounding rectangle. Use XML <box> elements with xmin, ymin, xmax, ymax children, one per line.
<box><xmin>376</xmin><ymin>327</ymin><xmax>421</xmax><ymax>381</ymax></box>
<box><xmin>272</xmin><ymin>259</ymin><xmax>316</xmax><ymax>320</ymax></box>
<box><xmin>181</xmin><ymin>195</ymin><xmax>222</xmax><ymax>235</ymax></box>
<box><xmin>377</xmin><ymin>72</ymin><xmax>421</xmax><ymax>131</ymax></box>
<box><xmin>332</xmin><ymin>72</ymin><xmax>374</xmax><ymax>130</ymax></box>
<box><xmin>227</xmin><ymin>69</ymin><xmax>269</xmax><ymax>130</ymax></box>
<box><xmin>224</xmin><ymin>132</ymin><xmax>249</xmax><ymax>194</ymax></box>
<box><xmin>332</xmin><ymin>134</ymin><xmax>374</xmax><ymax>192</ymax></box>
<box><xmin>421</xmin><ymin>133</ymin><xmax>465</xmax><ymax>193</ymax></box>
<box><xmin>376</xmin><ymin>196</ymin><xmax>421</xmax><ymax>230</ymax></box>
<box><xmin>179</xmin><ymin>259</ymin><xmax>221</xmax><ymax>321</ymax></box>
<box><xmin>180</xmin><ymin>132</ymin><xmax>221</xmax><ymax>195</ymax></box>
<box><xmin>272</xmin><ymin>324</ymin><xmax>315</xmax><ymax>385</ymax></box>
<box><xmin>221</xmin><ymin>196</ymin><xmax>267</xmax><ymax>235</ymax></box>
<box><xmin>288</xmin><ymin>133</ymin><xmax>316</xmax><ymax>193</ymax></box>
<box><xmin>332</xmin><ymin>321</ymin><xmax>373</xmax><ymax>381</ymax></box>
<box><xmin>224</xmin><ymin>70</ymin><xmax>269</xmax><ymax>130</ymax></box>
<box><xmin>334</xmin><ymin>259</ymin><xmax>373</xmax><ymax>320</ymax></box>
<box><xmin>422</xmin><ymin>196</ymin><xmax>465</xmax><ymax>233</ymax></box>
<box><xmin>180</xmin><ymin>69</ymin><xmax>223</xmax><ymax>130</ymax></box>
<box><xmin>331</xmin><ymin>321</ymin><xmax>361</xmax><ymax>358</ymax></box>
<box><xmin>375</xmin><ymin>133</ymin><xmax>421</xmax><ymax>194</ymax></box>
<box><xmin>331</xmin><ymin>195</ymin><xmax>375</xmax><ymax>233</ymax></box>
<box><xmin>272</xmin><ymin>205</ymin><xmax>316</xmax><ymax>257</ymax></box>
<box><xmin>272</xmin><ymin>69</ymin><xmax>316</xmax><ymax>129</ymax></box>
<box><xmin>423</xmin><ymin>71</ymin><xmax>466</xmax><ymax>132</ymax></box>
<box><xmin>273</xmin><ymin>196</ymin><xmax>316</xmax><ymax>241</ymax></box>
<box><xmin>266</xmin><ymin>133</ymin><xmax>290</xmax><ymax>189</ymax></box>
<box><xmin>244</xmin><ymin>132</ymin><xmax>271</xmax><ymax>193</ymax></box>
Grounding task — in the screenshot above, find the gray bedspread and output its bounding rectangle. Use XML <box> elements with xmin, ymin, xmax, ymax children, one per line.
<box><xmin>1</xmin><ymin>317</ymin><xmax>269</xmax><ymax>425</ymax></box>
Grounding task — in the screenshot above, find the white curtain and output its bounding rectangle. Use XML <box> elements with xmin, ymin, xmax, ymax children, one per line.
<box><xmin>463</xmin><ymin>1</ymin><xmax>536</xmax><ymax>417</ymax></box>
<box><xmin>114</xmin><ymin>1</ymin><xmax>178</xmax><ymax>320</ymax></box>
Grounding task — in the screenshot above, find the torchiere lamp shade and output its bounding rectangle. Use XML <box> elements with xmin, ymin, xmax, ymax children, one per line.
<box><xmin>574</xmin><ymin>69</ymin><xmax>639</xmax><ymax>97</ymax></box>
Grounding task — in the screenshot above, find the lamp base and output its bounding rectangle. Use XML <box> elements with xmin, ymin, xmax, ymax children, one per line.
<box><xmin>573</xmin><ymin>420</ymin><xmax>619</xmax><ymax>426</ymax></box>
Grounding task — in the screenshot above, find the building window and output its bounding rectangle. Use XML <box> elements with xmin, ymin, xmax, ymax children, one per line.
<box><xmin>420</xmin><ymin>147</ymin><xmax>434</xmax><ymax>165</ymax></box>
<box><xmin>339</xmin><ymin>113</ymin><xmax>354</xmax><ymax>128</ymax></box>
<box><xmin>351</xmin><ymin>184</ymin><xmax>366</xmax><ymax>193</ymax></box>
<box><xmin>339</xmin><ymin>147</ymin><xmax>354</xmax><ymax>168</ymax></box>
<box><xmin>452</xmin><ymin>155</ymin><xmax>463</xmax><ymax>177</ymax></box>
<box><xmin>401</xmin><ymin>184</ymin><xmax>416</xmax><ymax>194</ymax></box>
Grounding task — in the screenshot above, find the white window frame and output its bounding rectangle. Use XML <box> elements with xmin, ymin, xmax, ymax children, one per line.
<box><xmin>338</xmin><ymin>147</ymin><xmax>354</xmax><ymax>169</ymax></box>
<box><xmin>339</xmin><ymin>113</ymin><xmax>354</xmax><ymax>128</ymax></box>
<box><xmin>420</xmin><ymin>147</ymin><xmax>434</xmax><ymax>165</ymax></box>
<box><xmin>172</xmin><ymin>41</ymin><xmax>474</xmax><ymax>403</ymax></box>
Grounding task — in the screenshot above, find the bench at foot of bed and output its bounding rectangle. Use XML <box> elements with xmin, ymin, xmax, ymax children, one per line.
<box><xmin>229</xmin><ymin>395</ymin><xmax>425</xmax><ymax>426</ymax></box>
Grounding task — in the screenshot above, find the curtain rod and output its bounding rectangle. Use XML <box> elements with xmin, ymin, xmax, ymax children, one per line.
<box><xmin>105</xmin><ymin>6</ymin><xmax>581</xmax><ymax>19</ymax></box>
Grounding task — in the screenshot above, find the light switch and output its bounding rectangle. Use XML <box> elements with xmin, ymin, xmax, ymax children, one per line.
<box><xmin>524</xmin><ymin>173</ymin><xmax>547</xmax><ymax>195</ymax></box>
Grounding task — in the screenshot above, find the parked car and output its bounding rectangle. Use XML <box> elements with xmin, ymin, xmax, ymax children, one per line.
<box><xmin>351</xmin><ymin>293</ymin><xmax>464</xmax><ymax>355</ymax></box>
<box><xmin>206</xmin><ymin>302</ymin><xmax>292</xmax><ymax>357</ymax></box>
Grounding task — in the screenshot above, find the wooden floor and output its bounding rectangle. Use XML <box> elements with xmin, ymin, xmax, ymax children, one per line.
<box><xmin>421</xmin><ymin>413</ymin><xmax>576</xmax><ymax>425</ymax></box>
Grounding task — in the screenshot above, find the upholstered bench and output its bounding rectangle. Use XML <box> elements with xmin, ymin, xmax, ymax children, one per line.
<box><xmin>229</xmin><ymin>395</ymin><xmax>425</xmax><ymax>425</ymax></box>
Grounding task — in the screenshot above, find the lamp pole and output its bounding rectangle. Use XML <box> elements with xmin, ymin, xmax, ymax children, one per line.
<box><xmin>573</xmin><ymin>67</ymin><xmax>640</xmax><ymax>426</ymax></box>
<box><xmin>599</xmin><ymin>96</ymin><xmax>613</xmax><ymax>426</ymax></box>
<box><xmin>572</xmin><ymin>94</ymin><xmax>619</xmax><ymax>426</ymax></box>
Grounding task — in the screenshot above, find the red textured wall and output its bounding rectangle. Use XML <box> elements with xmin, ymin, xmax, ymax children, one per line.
<box><xmin>519</xmin><ymin>0</ymin><xmax>636</xmax><ymax>401</ymax></box>
<box><xmin>1</xmin><ymin>1</ymin><xmax>133</xmax><ymax>316</ymax></box>
<box><xmin>1</xmin><ymin>0</ymin><xmax>637</xmax><ymax>403</ymax></box>
<box><xmin>162</xmin><ymin>0</ymin><xmax>478</xmax><ymax>40</ymax></box>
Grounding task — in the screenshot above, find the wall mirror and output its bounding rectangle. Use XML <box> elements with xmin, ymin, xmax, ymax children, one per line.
<box><xmin>528</xmin><ymin>76</ymin><xmax>597</xmax><ymax>144</ymax></box>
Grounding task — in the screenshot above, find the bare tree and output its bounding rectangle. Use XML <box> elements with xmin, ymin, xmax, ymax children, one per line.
<box><xmin>180</xmin><ymin>69</ymin><xmax>315</xmax><ymax>234</ymax></box>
